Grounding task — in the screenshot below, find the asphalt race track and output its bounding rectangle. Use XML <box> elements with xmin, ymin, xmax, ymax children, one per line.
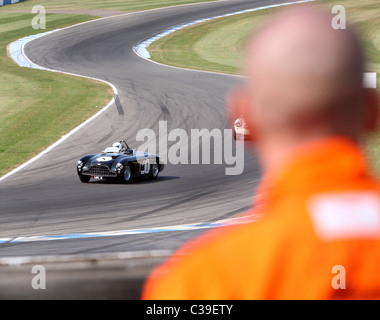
<box><xmin>0</xmin><ymin>0</ymin><xmax>287</xmax><ymax>257</ymax></box>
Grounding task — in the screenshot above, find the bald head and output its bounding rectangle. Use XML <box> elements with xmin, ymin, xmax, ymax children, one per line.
<box><xmin>235</xmin><ymin>4</ymin><xmax>374</xmax><ymax>149</ymax></box>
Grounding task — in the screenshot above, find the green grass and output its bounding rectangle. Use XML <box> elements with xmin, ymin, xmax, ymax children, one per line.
<box><xmin>149</xmin><ymin>9</ymin><xmax>276</xmax><ymax>74</ymax></box>
<box><xmin>149</xmin><ymin>0</ymin><xmax>379</xmax><ymax>79</ymax></box>
<box><xmin>1</xmin><ymin>0</ymin><xmax>379</xmax><ymax>176</ymax></box>
<box><xmin>148</xmin><ymin>0</ymin><xmax>380</xmax><ymax>172</ymax></box>
<box><xmin>0</xmin><ymin>0</ymin><xmax>218</xmax><ymax>177</ymax></box>
<box><xmin>0</xmin><ymin>0</ymin><xmax>219</xmax><ymax>12</ymax></box>
<box><xmin>0</xmin><ymin>13</ymin><xmax>112</xmax><ymax>177</ymax></box>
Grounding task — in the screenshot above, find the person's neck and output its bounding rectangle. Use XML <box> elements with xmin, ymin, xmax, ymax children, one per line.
<box><xmin>256</xmin><ymin>133</ymin><xmax>359</xmax><ymax>173</ymax></box>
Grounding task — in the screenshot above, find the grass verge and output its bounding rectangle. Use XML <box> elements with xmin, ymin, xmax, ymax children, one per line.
<box><xmin>0</xmin><ymin>0</ymin><xmax>219</xmax><ymax>12</ymax></box>
<box><xmin>149</xmin><ymin>9</ymin><xmax>275</xmax><ymax>74</ymax></box>
<box><xmin>0</xmin><ymin>13</ymin><xmax>112</xmax><ymax>177</ymax></box>
<box><xmin>0</xmin><ymin>0</ymin><xmax>218</xmax><ymax>177</ymax></box>
<box><xmin>148</xmin><ymin>0</ymin><xmax>380</xmax><ymax>172</ymax></box>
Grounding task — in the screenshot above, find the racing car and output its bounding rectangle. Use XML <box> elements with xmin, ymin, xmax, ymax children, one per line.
<box><xmin>76</xmin><ymin>140</ymin><xmax>164</xmax><ymax>183</ymax></box>
<box><xmin>233</xmin><ymin>117</ymin><xmax>250</xmax><ymax>140</ymax></box>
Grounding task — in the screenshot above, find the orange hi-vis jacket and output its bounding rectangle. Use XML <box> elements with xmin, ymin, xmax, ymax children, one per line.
<box><xmin>142</xmin><ymin>137</ymin><xmax>380</xmax><ymax>299</ymax></box>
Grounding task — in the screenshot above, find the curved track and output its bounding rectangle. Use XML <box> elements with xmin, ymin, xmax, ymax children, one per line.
<box><xmin>0</xmin><ymin>0</ymin><xmax>284</xmax><ymax>257</ymax></box>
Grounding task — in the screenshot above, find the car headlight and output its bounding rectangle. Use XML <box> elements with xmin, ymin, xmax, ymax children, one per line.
<box><xmin>77</xmin><ymin>160</ymin><xmax>83</xmax><ymax>168</ymax></box>
<box><xmin>116</xmin><ymin>163</ymin><xmax>123</xmax><ymax>171</ymax></box>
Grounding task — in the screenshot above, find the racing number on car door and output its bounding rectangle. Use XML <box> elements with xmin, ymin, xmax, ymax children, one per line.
<box><xmin>144</xmin><ymin>159</ymin><xmax>150</xmax><ymax>174</ymax></box>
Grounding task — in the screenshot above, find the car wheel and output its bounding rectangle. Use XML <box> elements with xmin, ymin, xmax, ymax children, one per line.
<box><xmin>79</xmin><ymin>174</ymin><xmax>91</xmax><ymax>183</ymax></box>
<box><xmin>149</xmin><ymin>163</ymin><xmax>159</xmax><ymax>180</ymax></box>
<box><xmin>121</xmin><ymin>164</ymin><xmax>133</xmax><ymax>183</ymax></box>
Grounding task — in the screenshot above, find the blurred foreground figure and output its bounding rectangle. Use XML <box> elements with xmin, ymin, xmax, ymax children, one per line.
<box><xmin>142</xmin><ymin>4</ymin><xmax>380</xmax><ymax>299</ymax></box>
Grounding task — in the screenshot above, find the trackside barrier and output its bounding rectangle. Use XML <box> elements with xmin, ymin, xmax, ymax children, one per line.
<box><xmin>0</xmin><ymin>251</ymin><xmax>171</xmax><ymax>299</ymax></box>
